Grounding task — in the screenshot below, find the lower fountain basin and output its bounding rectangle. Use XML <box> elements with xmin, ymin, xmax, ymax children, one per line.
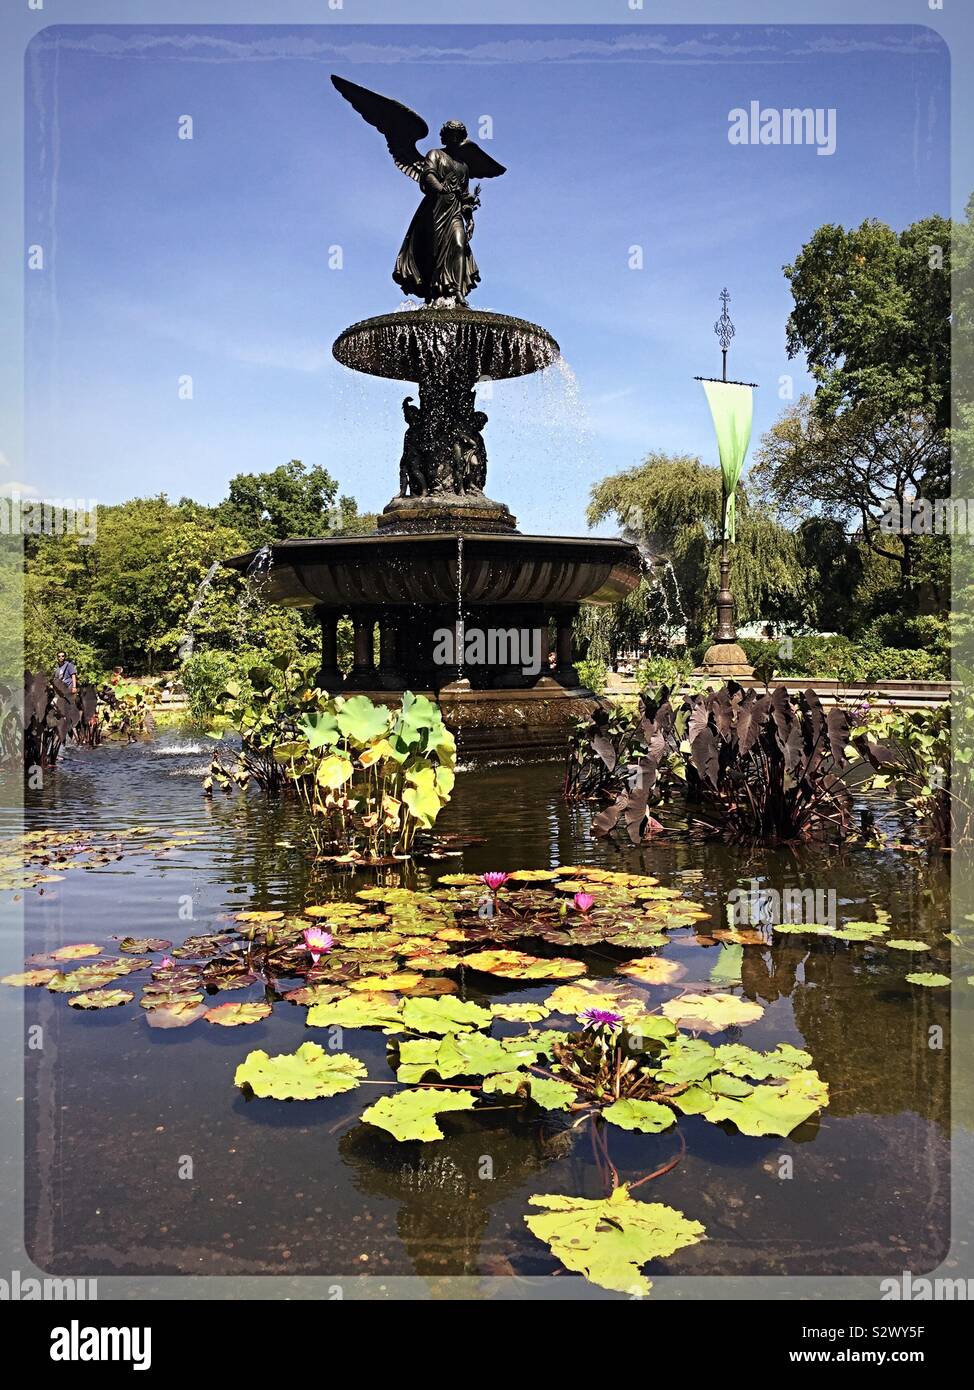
<box><xmin>226</xmin><ymin>532</ymin><xmax>640</xmax><ymax>609</ymax></box>
<box><xmin>332</xmin><ymin>307</ymin><xmax>560</xmax><ymax>382</ymax></box>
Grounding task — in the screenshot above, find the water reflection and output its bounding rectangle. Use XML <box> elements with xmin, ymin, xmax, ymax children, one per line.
<box><xmin>6</xmin><ymin>738</ymin><xmax>952</xmax><ymax>1282</ymax></box>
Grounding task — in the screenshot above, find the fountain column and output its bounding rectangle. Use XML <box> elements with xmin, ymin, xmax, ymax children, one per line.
<box><xmin>348</xmin><ymin>611</ymin><xmax>377</xmax><ymax>689</ymax></box>
<box><xmin>552</xmin><ymin>608</ymin><xmax>578</xmax><ymax>688</ymax></box>
<box><xmin>376</xmin><ymin>609</ymin><xmax>404</xmax><ymax>690</ymax></box>
<box><xmin>315</xmin><ymin>607</ymin><xmax>343</xmax><ymax>692</ymax></box>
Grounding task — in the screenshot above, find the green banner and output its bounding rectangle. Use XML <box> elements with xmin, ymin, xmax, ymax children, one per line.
<box><xmin>701</xmin><ymin>379</ymin><xmax>753</xmax><ymax>542</ymax></box>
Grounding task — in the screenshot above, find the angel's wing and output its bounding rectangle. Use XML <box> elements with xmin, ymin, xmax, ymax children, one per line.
<box><xmin>331</xmin><ymin>74</ymin><xmax>429</xmax><ymax>183</ymax></box>
<box><xmin>456</xmin><ymin>140</ymin><xmax>506</xmax><ymax>179</ymax></box>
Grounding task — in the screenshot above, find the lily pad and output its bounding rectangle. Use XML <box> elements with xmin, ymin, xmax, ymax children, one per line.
<box><xmin>482</xmin><ymin>1071</ymin><xmax>577</xmax><ymax>1110</ymax></box>
<box><xmin>524</xmin><ymin>1188</ymin><xmax>705</xmax><ymax>1296</ymax></box>
<box><xmin>602</xmin><ymin>1099</ymin><xmax>677</xmax><ymax>1133</ymax></box>
<box><xmin>618</xmin><ymin>957</ymin><xmax>685</xmax><ymax>986</ymax></box>
<box><xmin>2</xmin><ymin>969</ymin><xmax>57</xmax><ymax>987</ymax></box>
<box><xmin>885</xmin><ymin>939</ymin><xmax>931</xmax><ymax>951</ymax></box>
<box><xmin>905</xmin><ymin>972</ymin><xmax>951</xmax><ymax>987</ymax></box>
<box><xmin>399</xmin><ymin>995</ymin><xmax>492</xmax><ymax>1035</ymax></box>
<box><xmin>347</xmin><ymin>971</ymin><xmax>424</xmax><ymax>993</ymax></box>
<box><xmin>49</xmin><ymin>943</ymin><xmax>103</xmax><ymax>961</ymax></box>
<box><xmin>361</xmin><ymin>1087</ymin><xmax>476</xmax><ymax>1142</ymax></box>
<box><xmin>462</xmin><ymin>949</ymin><xmax>586</xmax><ymax>980</ymax></box>
<box><xmin>660</xmin><ymin>992</ymin><xmax>764</xmax><ymax>1033</ymax></box>
<box><xmin>144</xmin><ymin>999</ymin><xmax>208</xmax><ymax>1028</ymax></box>
<box><xmin>234</xmin><ymin>1042</ymin><xmax>367</xmax><ymax>1099</ymax></box>
<box><xmin>68</xmin><ymin>989</ymin><xmax>134</xmax><ymax>1009</ymax></box>
<box><xmin>397</xmin><ymin>1032</ymin><xmax>541</xmax><ymax>1082</ymax></box>
<box><xmin>204</xmin><ymin>1001</ymin><xmax>272</xmax><ymax>1027</ymax></box>
<box><xmin>490</xmin><ymin>1001</ymin><xmax>551</xmax><ymax>1023</ymax></box>
<box><xmin>704</xmin><ymin>1069</ymin><xmax>829</xmax><ymax>1136</ymax></box>
<box><xmin>307</xmin><ymin>993</ymin><xmax>403</xmax><ymax>1032</ymax></box>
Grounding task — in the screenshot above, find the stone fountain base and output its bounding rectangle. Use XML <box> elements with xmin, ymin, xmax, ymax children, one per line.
<box><xmin>338</xmin><ymin>679</ymin><xmax>603</xmax><ymax>759</ymax></box>
<box><xmin>377</xmin><ymin>493</ymin><xmax>517</xmax><ymax>535</ymax></box>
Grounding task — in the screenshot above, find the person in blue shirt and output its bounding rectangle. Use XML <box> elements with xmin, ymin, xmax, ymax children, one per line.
<box><xmin>54</xmin><ymin>650</ymin><xmax>77</xmax><ymax>695</ymax></box>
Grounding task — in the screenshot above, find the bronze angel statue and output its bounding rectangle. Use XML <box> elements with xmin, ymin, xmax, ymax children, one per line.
<box><xmin>331</xmin><ymin>74</ymin><xmax>506</xmax><ymax>305</ymax></box>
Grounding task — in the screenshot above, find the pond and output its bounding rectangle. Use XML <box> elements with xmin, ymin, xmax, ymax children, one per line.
<box><xmin>5</xmin><ymin>733</ymin><xmax>952</xmax><ymax>1292</ymax></box>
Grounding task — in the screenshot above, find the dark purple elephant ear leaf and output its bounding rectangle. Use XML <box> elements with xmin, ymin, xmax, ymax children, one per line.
<box><xmin>592</xmin><ymin>794</ymin><xmax>628</xmax><ymax>838</ymax></box>
<box><xmin>592</xmin><ymin>733</ymin><xmax>617</xmax><ymax>773</ymax></box>
<box><xmin>826</xmin><ymin>706</ymin><xmax>851</xmax><ymax>768</ymax></box>
<box><xmin>690</xmin><ymin>728</ymin><xmax>719</xmax><ymax>787</ymax></box>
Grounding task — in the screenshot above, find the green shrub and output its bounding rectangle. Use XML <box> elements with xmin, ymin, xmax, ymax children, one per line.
<box><xmin>575</xmin><ymin>658</ymin><xmax>609</xmax><ymax>695</ymax></box>
<box><xmin>738</xmin><ymin>637</ymin><xmax>946</xmax><ymax>682</ymax></box>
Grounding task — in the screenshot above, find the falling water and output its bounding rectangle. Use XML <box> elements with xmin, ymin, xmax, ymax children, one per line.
<box><xmin>455</xmin><ymin>534</ymin><xmax>465</xmax><ymax>685</ymax></box>
<box><xmin>178</xmin><ymin>561</ymin><xmax>222</xmax><ymax>662</ymax></box>
<box><xmin>235</xmin><ymin>543</ymin><xmax>274</xmax><ymax>645</ymax></box>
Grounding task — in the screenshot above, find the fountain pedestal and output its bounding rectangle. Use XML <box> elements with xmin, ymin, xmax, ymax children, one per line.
<box><xmin>228</xmin><ymin>306</ymin><xmax>641</xmax><ymax>754</ymax></box>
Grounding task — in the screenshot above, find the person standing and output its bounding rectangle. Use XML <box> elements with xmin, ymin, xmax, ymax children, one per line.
<box><xmin>54</xmin><ymin>650</ymin><xmax>78</xmax><ymax>695</ymax></box>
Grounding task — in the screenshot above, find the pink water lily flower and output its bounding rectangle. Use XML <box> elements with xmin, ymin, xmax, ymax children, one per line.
<box><xmin>303</xmin><ymin>927</ymin><xmax>334</xmax><ymax>963</ymax></box>
<box><xmin>159</xmin><ymin>956</ymin><xmax>174</xmax><ymax>969</ymax></box>
<box><xmin>573</xmin><ymin>892</ymin><xmax>595</xmax><ymax>914</ymax></box>
<box><xmin>481</xmin><ymin>872</ymin><xmax>510</xmax><ymax>892</ymax></box>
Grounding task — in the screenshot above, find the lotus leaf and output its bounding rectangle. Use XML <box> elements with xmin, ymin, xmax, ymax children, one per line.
<box><xmin>307</xmin><ymin>993</ymin><xmax>404</xmax><ymax>1032</ymax></box>
<box><xmin>482</xmin><ymin>1071</ymin><xmax>577</xmax><ymax>1110</ymax></box>
<box><xmin>48</xmin><ymin>943</ymin><xmax>103</xmax><ymax>961</ymax></box>
<box><xmin>602</xmin><ymin>1098</ymin><xmax>677</xmax><ymax>1133</ymax></box>
<box><xmin>661</xmin><ymin>992</ymin><xmax>764</xmax><ymax>1033</ymax></box>
<box><xmin>361</xmin><ymin>1087</ymin><xmax>476</xmax><ymax>1141</ymax></box>
<box><xmin>652</xmin><ymin>1037</ymin><xmax>718</xmax><ymax>1084</ymax></box>
<box><xmin>399</xmin><ymin>995</ymin><xmax>491</xmax><ymax>1034</ymax></box>
<box><xmin>235</xmin><ymin>1042</ymin><xmax>367</xmax><ymax>1099</ymax></box>
<box><xmin>462</xmin><ymin>949</ymin><xmax>586</xmax><ymax>980</ymax></box>
<box><xmin>68</xmin><ymin>989</ymin><xmax>134</xmax><ymax>1009</ymax></box>
<box><xmin>144</xmin><ymin>999</ymin><xmax>208</xmax><ymax>1028</ymax></box>
<box><xmin>713</xmin><ymin>1043</ymin><xmax>812</xmax><ymax>1080</ymax></box>
<box><xmin>2</xmin><ymin>969</ymin><xmax>57</xmax><ymax>987</ymax></box>
<box><xmin>524</xmin><ymin>1188</ymin><xmax>705</xmax><ymax>1295</ymax></box>
<box><xmin>619</xmin><ymin>957</ymin><xmax>685</xmax><ymax>986</ymax></box>
<box><xmin>704</xmin><ymin>1069</ymin><xmax>829</xmax><ymax>1136</ymax></box>
<box><xmin>204</xmin><ymin>1002</ymin><xmax>272</xmax><ymax>1026</ymax></box>
<box><xmin>48</xmin><ymin>964</ymin><xmax>131</xmax><ymax>992</ymax></box>
<box><xmin>491</xmin><ymin>1001</ymin><xmax>551</xmax><ymax>1023</ymax></box>
<box><xmin>119</xmin><ymin>937</ymin><xmax>171</xmax><ymax>954</ymax></box>
<box><xmin>347</xmin><ymin>971</ymin><xmax>424</xmax><ymax>993</ymax></box>
<box><xmin>397</xmin><ymin>1032</ymin><xmax>541</xmax><ymax>1082</ymax></box>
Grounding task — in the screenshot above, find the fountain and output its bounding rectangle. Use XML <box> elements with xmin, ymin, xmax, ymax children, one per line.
<box><xmin>226</xmin><ymin>74</ymin><xmax>640</xmax><ymax>754</ymax></box>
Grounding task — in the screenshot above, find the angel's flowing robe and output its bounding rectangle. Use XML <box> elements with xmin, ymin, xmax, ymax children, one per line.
<box><xmin>393</xmin><ymin>148</ymin><xmax>480</xmax><ymax>302</ymax></box>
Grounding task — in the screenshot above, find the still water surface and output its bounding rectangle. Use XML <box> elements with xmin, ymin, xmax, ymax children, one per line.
<box><xmin>6</xmin><ymin>734</ymin><xmax>952</xmax><ymax>1286</ymax></box>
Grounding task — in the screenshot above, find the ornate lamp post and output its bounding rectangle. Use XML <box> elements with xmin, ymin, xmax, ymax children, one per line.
<box><xmin>693</xmin><ymin>289</ymin><xmax>758</xmax><ymax>678</ymax></box>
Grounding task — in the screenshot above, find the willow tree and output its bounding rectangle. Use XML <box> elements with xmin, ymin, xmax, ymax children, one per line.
<box><xmin>584</xmin><ymin>453</ymin><xmax>804</xmax><ymax>652</ymax></box>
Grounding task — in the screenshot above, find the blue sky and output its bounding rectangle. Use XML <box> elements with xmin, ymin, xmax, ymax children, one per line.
<box><xmin>22</xmin><ymin>23</ymin><xmax>950</xmax><ymax>536</ymax></box>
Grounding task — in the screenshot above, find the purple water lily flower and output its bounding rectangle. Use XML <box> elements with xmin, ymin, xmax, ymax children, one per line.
<box><xmin>481</xmin><ymin>872</ymin><xmax>510</xmax><ymax>892</ymax></box>
<box><xmin>581</xmin><ymin>1007</ymin><xmax>624</xmax><ymax>1031</ymax></box>
<box><xmin>573</xmin><ymin>892</ymin><xmax>595</xmax><ymax>914</ymax></box>
<box><xmin>303</xmin><ymin>926</ymin><xmax>334</xmax><ymax>963</ymax></box>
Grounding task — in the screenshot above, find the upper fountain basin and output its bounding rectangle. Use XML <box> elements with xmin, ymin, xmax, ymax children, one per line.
<box><xmin>332</xmin><ymin>307</ymin><xmax>560</xmax><ymax>382</ymax></box>
<box><xmin>226</xmin><ymin>532</ymin><xmax>640</xmax><ymax>609</ymax></box>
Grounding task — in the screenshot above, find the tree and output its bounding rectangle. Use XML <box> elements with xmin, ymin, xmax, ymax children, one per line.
<box><xmin>784</xmin><ymin>215</ymin><xmax>951</xmax><ymax>426</ymax></box>
<box><xmin>586</xmin><ymin>453</ymin><xmax>804</xmax><ymax>648</ymax></box>
<box><xmin>216</xmin><ymin>459</ymin><xmax>368</xmax><ymax>546</ymax></box>
<box><xmin>752</xmin><ymin>395</ymin><xmax>950</xmax><ymax>593</ymax></box>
